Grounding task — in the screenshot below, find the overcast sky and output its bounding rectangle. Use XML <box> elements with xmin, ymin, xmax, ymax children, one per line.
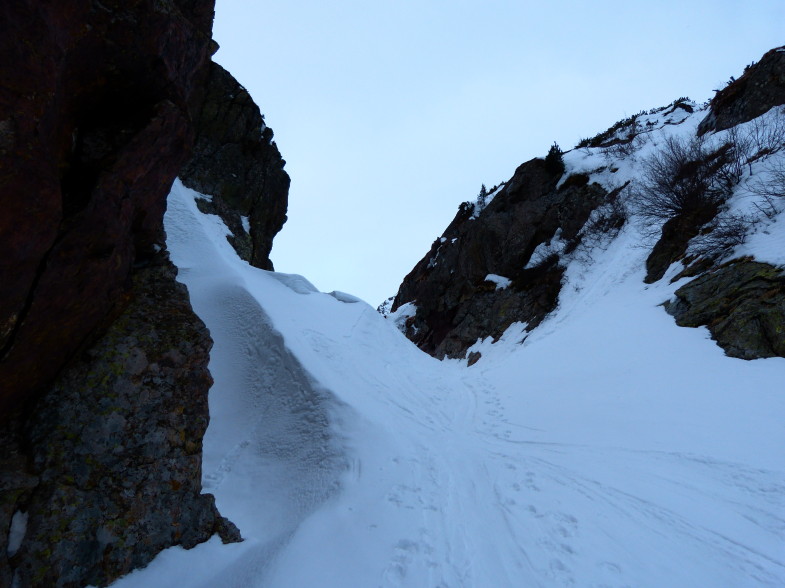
<box><xmin>212</xmin><ymin>1</ymin><xmax>784</xmax><ymax>305</ymax></box>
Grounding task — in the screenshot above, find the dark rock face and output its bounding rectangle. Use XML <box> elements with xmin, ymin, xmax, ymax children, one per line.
<box><xmin>180</xmin><ymin>61</ymin><xmax>289</xmax><ymax>270</ymax></box>
<box><xmin>0</xmin><ymin>420</ymin><xmax>38</xmax><ymax>587</ymax></box>
<box><xmin>0</xmin><ymin>0</ymin><xmax>214</xmax><ymax>416</ymax></box>
<box><xmin>0</xmin><ymin>1</ymin><xmax>258</xmax><ymax>586</ymax></box>
<box><xmin>644</xmin><ymin>204</ymin><xmax>719</xmax><ymax>283</ymax></box>
<box><xmin>2</xmin><ymin>256</ymin><xmax>240</xmax><ymax>587</ymax></box>
<box><xmin>392</xmin><ymin>160</ymin><xmax>608</xmax><ymax>358</ymax></box>
<box><xmin>664</xmin><ymin>260</ymin><xmax>785</xmax><ymax>359</ymax></box>
<box><xmin>698</xmin><ymin>46</ymin><xmax>785</xmax><ymax>135</ymax></box>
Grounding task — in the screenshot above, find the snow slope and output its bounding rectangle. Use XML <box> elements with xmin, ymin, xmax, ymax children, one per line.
<box><xmin>106</xmin><ymin>173</ymin><xmax>785</xmax><ymax>588</ymax></box>
<box><xmin>113</xmin><ymin>98</ymin><xmax>785</xmax><ymax>588</ymax></box>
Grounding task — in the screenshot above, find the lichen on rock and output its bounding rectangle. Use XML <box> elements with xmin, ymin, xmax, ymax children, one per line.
<box><xmin>664</xmin><ymin>259</ymin><xmax>785</xmax><ymax>359</ymax></box>
<box><xmin>3</xmin><ymin>254</ymin><xmax>240</xmax><ymax>588</ymax></box>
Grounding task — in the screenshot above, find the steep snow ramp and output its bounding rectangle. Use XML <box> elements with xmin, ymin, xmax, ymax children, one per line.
<box><xmin>111</xmin><ymin>180</ymin><xmax>785</xmax><ymax>587</ymax></box>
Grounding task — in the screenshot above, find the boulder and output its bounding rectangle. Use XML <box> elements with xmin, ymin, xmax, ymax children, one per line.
<box><xmin>644</xmin><ymin>205</ymin><xmax>719</xmax><ymax>283</ymax></box>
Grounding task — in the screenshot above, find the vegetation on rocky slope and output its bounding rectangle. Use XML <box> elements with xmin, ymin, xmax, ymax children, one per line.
<box><xmin>392</xmin><ymin>46</ymin><xmax>785</xmax><ymax>362</ymax></box>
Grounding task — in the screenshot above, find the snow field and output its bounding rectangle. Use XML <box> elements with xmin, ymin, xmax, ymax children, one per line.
<box><xmin>111</xmin><ymin>101</ymin><xmax>785</xmax><ymax>587</ymax></box>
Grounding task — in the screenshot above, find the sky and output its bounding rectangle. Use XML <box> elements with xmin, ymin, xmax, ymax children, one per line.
<box><xmin>211</xmin><ymin>0</ymin><xmax>784</xmax><ymax>305</ymax></box>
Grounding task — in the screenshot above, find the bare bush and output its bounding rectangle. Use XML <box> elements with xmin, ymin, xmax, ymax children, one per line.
<box><xmin>574</xmin><ymin>183</ymin><xmax>630</xmax><ymax>260</ymax></box>
<box><xmin>724</xmin><ymin>107</ymin><xmax>785</xmax><ymax>175</ymax></box>
<box><xmin>745</xmin><ymin>106</ymin><xmax>785</xmax><ymax>159</ymax></box>
<box><xmin>601</xmin><ymin>121</ymin><xmax>647</xmax><ymax>159</ymax></box>
<box><xmin>725</xmin><ymin>125</ymin><xmax>754</xmax><ymax>173</ymax></box>
<box><xmin>630</xmin><ymin>135</ymin><xmax>742</xmax><ymax>222</ymax></box>
<box><xmin>749</xmin><ymin>158</ymin><xmax>785</xmax><ymax>218</ymax></box>
<box><xmin>583</xmin><ymin>189</ymin><xmax>628</xmax><ymax>237</ymax></box>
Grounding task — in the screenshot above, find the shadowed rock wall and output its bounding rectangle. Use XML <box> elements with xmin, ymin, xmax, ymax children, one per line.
<box><xmin>392</xmin><ymin>160</ymin><xmax>608</xmax><ymax>358</ymax></box>
<box><xmin>0</xmin><ymin>0</ymin><xmax>214</xmax><ymax>415</ymax></box>
<box><xmin>3</xmin><ymin>255</ymin><xmax>239</xmax><ymax>587</ymax></box>
<box><xmin>180</xmin><ymin>61</ymin><xmax>289</xmax><ymax>270</ymax></box>
<box><xmin>0</xmin><ymin>2</ymin><xmax>266</xmax><ymax>586</ymax></box>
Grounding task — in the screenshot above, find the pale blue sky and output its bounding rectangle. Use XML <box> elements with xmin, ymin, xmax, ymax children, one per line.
<box><xmin>213</xmin><ymin>1</ymin><xmax>784</xmax><ymax>305</ymax></box>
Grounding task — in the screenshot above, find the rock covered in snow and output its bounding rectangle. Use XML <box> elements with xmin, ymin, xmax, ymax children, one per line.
<box><xmin>484</xmin><ymin>274</ymin><xmax>512</xmax><ymax>290</ymax></box>
<box><xmin>393</xmin><ymin>45</ymin><xmax>785</xmax><ymax>363</ymax></box>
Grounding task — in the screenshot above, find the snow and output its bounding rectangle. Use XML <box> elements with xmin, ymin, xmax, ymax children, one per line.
<box><xmin>736</xmin><ymin>208</ymin><xmax>785</xmax><ymax>266</ymax></box>
<box><xmin>524</xmin><ymin>233</ymin><xmax>566</xmax><ymax>270</ymax></box>
<box><xmin>484</xmin><ymin>274</ymin><xmax>512</xmax><ymax>290</ymax></box>
<box><xmin>386</xmin><ymin>300</ymin><xmax>417</xmax><ymax>334</ymax></box>
<box><xmin>6</xmin><ymin>511</ymin><xmax>27</xmax><ymax>557</ymax></box>
<box><xmin>328</xmin><ymin>290</ymin><xmax>364</xmax><ymax>304</ymax></box>
<box><xmin>111</xmin><ymin>105</ymin><xmax>785</xmax><ymax>587</ymax></box>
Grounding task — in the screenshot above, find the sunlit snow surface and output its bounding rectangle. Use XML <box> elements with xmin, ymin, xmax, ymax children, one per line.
<box><xmin>113</xmin><ymin>112</ymin><xmax>785</xmax><ymax>587</ymax></box>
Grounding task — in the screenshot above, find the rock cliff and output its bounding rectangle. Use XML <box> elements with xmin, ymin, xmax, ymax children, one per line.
<box><xmin>698</xmin><ymin>46</ymin><xmax>785</xmax><ymax>135</ymax></box>
<box><xmin>0</xmin><ymin>0</ymin><xmax>213</xmax><ymax>413</ymax></box>
<box><xmin>0</xmin><ymin>2</ymin><xmax>286</xmax><ymax>586</ymax></box>
<box><xmin>392</xmin><ymin>161</ymin><xmax>614</xmax><ymax>359</ymax></box>
<box><xmin>392</xmin><ymin>47</ymin><xmax>785</xmax><ymax>362</ymax></box>
<box><xmin>4</xmin><ymin>255</ymin><xmax>239</xmax><ymax>588</ymax></box>
<box><xmin>180</xmin><ymin>61</ymin><xmax>290</xmax><ymax>270</ymax></box>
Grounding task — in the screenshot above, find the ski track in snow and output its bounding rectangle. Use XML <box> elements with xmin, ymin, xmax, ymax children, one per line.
<box><xmin>110</xmin><ymin>178</ymin><xmax>785</xmax><ymax>588</ymax></box>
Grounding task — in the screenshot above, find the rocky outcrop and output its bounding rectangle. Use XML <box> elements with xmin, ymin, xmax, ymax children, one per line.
<box><xmin>0</xmin><ymin>0</ymin><xmax>214</xmax><ymax>416</ymax></box>
<box><xmin>392</xmin><ymin>160</ymin><xmax>610</xmax><ymax>358</ymax></box>
<box><xmin>644</xmin><ymin>205</ymin><xmax>720</xmax><ymax>283</ymax></box>
<box><xmin>2</xmin><ymin>255</ymin><xmax>240</xmax><ymax>587</ymax></box>
<box><xmin>0</xmin><ymin>2</ymin><xmax>266</xmax><ymax>586</ymax></box>
<box><xmin>664</xmin><ymin>260</ymin><xmax>785</xmax><ymax>359</ymax></box>
<box><xmin>650</xmin><ymin>48</ymin><xmax>785</xmax><ymax>359</ymax></box>
<box><xmin>180</xmin><ymin>62</ymin><xmax>289</xmax><ymax>270</ymax></box>
<box><xmin>393</xmin><ymin>46</ymin><xmax>785</xmax><ymax>361</ymax></box>
<box><xmin>698</xmin><ymin>46</ymin><xmax>785</xmax><ymax>135</ymax></box>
